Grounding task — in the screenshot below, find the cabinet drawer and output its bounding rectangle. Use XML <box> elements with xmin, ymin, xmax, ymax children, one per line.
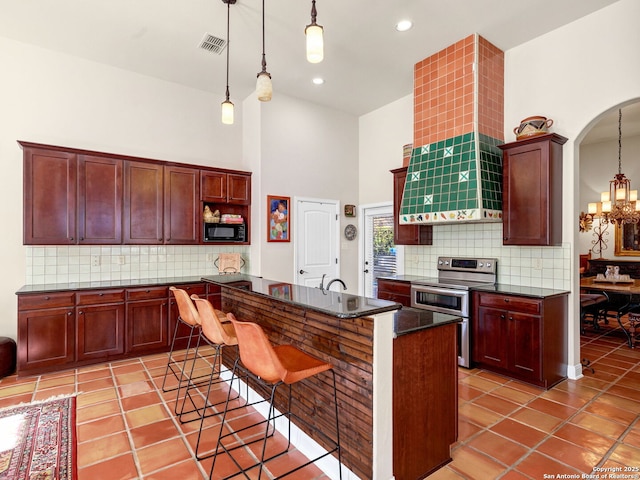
<box><xmin>378</xmin><ymin>292</ymin><xmax>411</xmax><ymax>307</ymax></box>
<box><xmin>170</xmin><ymin>283</ymin><xmax>206</xmax><ymax>297</ymax></box>
<box><xmin>377</xmin><ymin>279</ymin><xmax>411</xmax><ymax>296</ymax></box>
<box><xmin>126</xmin><ymin>286</ymin><xmax>168</xmax><ymax>301</ymax></box>
<box><xmin>477</xmin><ymin>293</ymin><xmax>541</xmax><ymax>315</ymax></box>
<box><xmin>18</xmin><ymin>292</ymin><xmax>75</xmax><ymax>310</ymax></box>
<box><xmin>77</xmin><ymin>289</ymin><xmax>125</xmax><ymax>305</ymax></box>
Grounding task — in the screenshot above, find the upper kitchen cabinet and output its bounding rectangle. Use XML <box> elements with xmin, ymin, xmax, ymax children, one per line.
<box><xmin>391</xmin><ymin>167</ymin><xmax>432</xmax><ymax>245</ymax></box>
<box><xmin>164</xmin><ymin>165</ymin><xmax>200</xmax><ymax>244</ymax></box>
<box><xmin>499</xmin><ymin>133</ymin><xmax>568</xmax><ymax>246</ymax></box>
<box><xmin>123</xmin><ymin>161</ymin><xmax>164</xmax><ymax>244</ymax></box>
<box><xmin>78</xmin><ymin>155</ymin><xmax>122</xmax><ymax>244</ymax></box>
<box><xmin>22</xmin><ymin>144</ymin><xmax>77</xmax><ymax>245</ymax></box>
<box><xmin>201</xmin><ymin>171</ymin><xmax>251</xmax><ymax>205</ymax></box>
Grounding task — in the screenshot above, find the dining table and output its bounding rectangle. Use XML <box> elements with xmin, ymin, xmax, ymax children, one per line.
<box><xmin>580</xmin><ymin>276</ymin><xmax>640</xmax><ymax>347</ymax></box>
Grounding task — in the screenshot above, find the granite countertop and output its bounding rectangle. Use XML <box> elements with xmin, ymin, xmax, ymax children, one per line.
<box><xmin>393</xmin><ymin>307</ymin><xmax>461</xmax><ymax>336</ymax></box>
<box><xmin>201</xmin><ymin>274</ymin><xmax>401</xmax><ymax>319</ymax></box>
<box><xmin>16</xmin><ymin>275</ymin><xmax>207</xmax><ymax>294</ymax></box>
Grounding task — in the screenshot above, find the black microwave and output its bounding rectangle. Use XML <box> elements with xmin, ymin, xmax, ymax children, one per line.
<box><xmin>203</xmin><ymin>223</ymin><xmax>246</xmax><ymax>242</ymax></box>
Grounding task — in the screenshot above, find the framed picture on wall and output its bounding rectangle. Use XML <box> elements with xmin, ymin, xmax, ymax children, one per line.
<box><xmin>267</xmin><ymin>195</ymin><xmax>290</xmax><ymax>242</ymax></box>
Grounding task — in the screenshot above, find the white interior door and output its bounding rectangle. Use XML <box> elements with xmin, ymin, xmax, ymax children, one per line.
<box><xmin>295</xmin><ymin>198</ymin><xmax>339</xmax><ymax>288</ymax></box>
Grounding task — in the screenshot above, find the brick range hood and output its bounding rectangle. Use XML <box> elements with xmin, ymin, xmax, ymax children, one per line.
<box><xmin>400</xmin><ymin>34</ymin><xmax>505</xmax><ymax>224</ymax></box>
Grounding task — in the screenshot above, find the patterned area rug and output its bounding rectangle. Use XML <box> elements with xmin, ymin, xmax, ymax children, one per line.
<box><xmin>0</xmin><ymin>396</ymin><xmax>76</xmax><ymax>480</ymax></box>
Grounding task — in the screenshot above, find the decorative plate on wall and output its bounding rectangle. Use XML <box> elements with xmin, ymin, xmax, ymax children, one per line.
<box><xmin>344</xmin><ymin>224</ymin><xmax>357</xmax><ymax>241</ymax></box>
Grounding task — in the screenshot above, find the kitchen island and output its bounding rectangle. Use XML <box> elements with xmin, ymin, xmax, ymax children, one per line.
<box><xmin>203</xmin><ymin>274</ymin><xmax>461</xmax><ymax>480</ymax></box>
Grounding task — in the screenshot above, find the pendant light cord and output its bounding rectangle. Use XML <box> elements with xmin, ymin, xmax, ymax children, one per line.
<box><xmin>260</xmin><ymin>0</ymin><xmax>267</xmax><ymax>74</ymax></box>
<box><xmin>618</xmin><ymin>108</ymin><xmax>622</xmax><ymax>175</ymax></box>
<box><xmin>225</xmin><ymin>0</ymin><xmax>230</xmax><ymax>100</ymax></box>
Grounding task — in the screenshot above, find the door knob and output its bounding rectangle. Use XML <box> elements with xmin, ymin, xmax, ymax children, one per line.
<box><xmin>299</xmin><ymin>269</ymin><xmax>308</xmax><ymax>274</ymax></box>
<box><xmin>364</xmin><ymin>269</ymin><xmax>369</xmax><ymax>273</ymax></box>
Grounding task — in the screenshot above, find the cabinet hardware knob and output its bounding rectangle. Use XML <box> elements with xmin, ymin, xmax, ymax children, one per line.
<box><xmin>99</xmin><ymin>293</ymin><xmax>104</xmax><ymax>296</ymax></box>
<box><xmin>70</xmin><ymin>237</ymin><xmax>74</xmax><ymax>241</ymax></box>
<box><xmin>500</xmin><ymin>314</ymin><xmax>506</xmax><ymax>319</ymax></box>
<box><xmin>145</xmin><ymin>290</ymin><xmax>150</xmax><ymax>293</ymax></box>
<box><xmin>67</xmin><ymin>311</ymin><xmax>73</xmax><ymax>316</ymax></box>
<box><xmin>504</xmin><ymin>298</ymin><xmax>510</xmax><ymax>302</ymax></box>
<box><xmin>79</xmin><ymin>311</ymin><xmax>83</xmax><ymax>315</ymax></box>
<box><xmin>44</xmin><ymin>296</ymin><xmax>50</xmax><ymax>300</ymax></box>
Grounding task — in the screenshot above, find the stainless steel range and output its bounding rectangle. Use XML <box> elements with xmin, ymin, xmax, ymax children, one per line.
<box><xmin>410</xmin><ymin>257</ymin><xmax>497</xmax><ymax>367</ymax></box>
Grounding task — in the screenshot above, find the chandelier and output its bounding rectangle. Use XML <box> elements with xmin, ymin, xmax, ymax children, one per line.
<box><xmin>587</xmin><ymin>108</ymin><xmax>640</xmax><ymax>226</ymax></box>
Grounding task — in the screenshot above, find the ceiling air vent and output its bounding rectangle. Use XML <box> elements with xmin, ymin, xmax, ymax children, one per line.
<box><xmin>199</xmin><ymin>33</ymin><xmax>227</xmax><ymax>54</ymax></box>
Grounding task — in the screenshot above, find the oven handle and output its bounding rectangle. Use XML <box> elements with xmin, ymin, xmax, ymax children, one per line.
<box><xmin>410</xmin><ymin>284</ymin><xmax>467</xmax><ymax>298</ymax></box>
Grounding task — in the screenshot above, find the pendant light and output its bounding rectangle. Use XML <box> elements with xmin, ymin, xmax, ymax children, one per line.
<box><xmin>221</xmin><ymin>0</ymin><xmax>235</xmax><ymax>124</ymax></box>
<box><xmin>256</xmin><ymin>0</ymin><xmax>272</xmax><ymax>102</ymax></box>
<box><xmin>305</xmin><ymin>0</ymin><xmax>323</xmax><ymax>63</ymax></box>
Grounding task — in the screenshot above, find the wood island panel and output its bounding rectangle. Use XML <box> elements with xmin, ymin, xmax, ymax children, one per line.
<box><xmin>221</xmin><ymin>286</ymin><xmax>374</xmax><ymax>480</ymax></box>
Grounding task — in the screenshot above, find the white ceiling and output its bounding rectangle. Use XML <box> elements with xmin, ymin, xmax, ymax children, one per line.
<box><xmin>0</xmin><ymin>0</ymin><xmax>621</xmax><ymax>118</ymax></box>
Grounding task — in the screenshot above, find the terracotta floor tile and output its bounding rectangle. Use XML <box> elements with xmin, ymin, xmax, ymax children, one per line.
<box><xmin>455</xmin><ymin>418</ymin><xmax>483</xmax><ymax>443</ymax></box>
<box><xmin>120</xmin><ymin>390</ymin><xmax>162</xmax><ymax>411</ymax></box>
<box><xmin>489</xmin><ymin>418</ymin><xmax>547</xmax><ymax>448</ymax></box>
<box><xmin>77</xmin><ymin>431</ymin><xmax>131</xmax><ymax>467</ymax></box>
<box><xmin>540</xmin><ymin>387</ymin><xmax>590</xmax><ymax>409</ymax></box>
<box><xmin>144</xmin><ymin>459</ymin><xmax>207</xmax><ymax>480</ymax></box>
<box><xmin>77</xmin><ymin>367</ymin><xmax>112</xmax><ymax>382</ymax></box>
<box><xmin>137</xmin><ymin>437</ymin><xmax>193</xmax><ymax>476</ymax></box>
<box><xmin>0</xmin><ymin>392</ymin><xmax>33</xmax><ymax>408</ymax></box>
<box><xmin>459</xmin><ymin>375</ymin><xmax>502</xmax><ymax>393</ymax></box>
<box><xmin>447</xmin><ymin>445</ymin><xmax>507</xmax><ymax>479</ymax></box>
<box><xmin>466</xmin><ymin>430</ymin><xmax>528</xmax><ymax>466</ymax></box>
<box><xmin>509</xmin><ymin>407</ymin><xmax>564</xmax><ymax>433</ymax></box>
<box><xmin>38</xmin><ymin>375</ymin><xmax>75</xmax><ymax>389</ymax></box>
<box><xmin>585</xmin><ymin>398</ymin><xmax>638</xmax><ymax>424</ymax></box>
<box><xmin>76</xmin><ymin>387</ymin><xmax>118</xmax><ymax>407</ymax></box>
<box><xmin>471</xmin><ymin>393</ymin><xmax>521</xmax><ymax>416</ymax></box>
<box><xmin>124</xmin><ymin>403</ymin><xmax>170</xmax><ymax>428</ymax></box>
<box><xmin>606</xmin><ymin>383</ymin><xmax>640</xmax><ymax>402</ymax></box>
<box><xmin>32</xmin><ymin>384</ymin><xmax>76</xmax><ymax>400</ymax></box>
<box><xmin>76</xmin><ymin>414</ymin><xmax>126</xmax><ymax>442</ymax></box>
<box><xmin>623</xmin><ymin>427</ymin><xmax>640</xmax><ymax>448</ymax></box>
<box><xmin>490</xmin><ymin>385</ymin><xmax>536</xmax><ymax>404</ymax></box>
<box><xmin>500</xmin><ymin>471</ymin><xmax>532</xmax><ymax>480</ymax></box>
<box><xmin>537</xmin><ymin>436</ymin><xmax>603</xmax><ymax>472</ymax></box>
<box><xmin>570</xmin><ymin>411</ymin><xmax>628</xmax><ymax>439</ymax></box>
<box><xmin>76</xmin><ymin>399</ymin><xmax>121</xmax><ymax>424</ymax></box>
<box><xmin>608</xmin><ymin>443</ymin><xmax>640</xmax><ymax>467</ymax></box>
<box><xmin>457</xmin><ymin>383</ymin><xmax>484</xmax><ymax>402</ymax></box>
<box><xmin>553</xmin><ymin>423</ymin><xmax>616</xmax><ymax>456</ymax></box>
<box><xmin>77</xmin><ymin>453</ymin><xmax>139</xmax><ymax>480</ymax></box>
<box><xmin>78</xmin><ymin>377</ymin><xmax>115</xmax><ymax>391</ymax></box>
<box><xmin>475</xmin><ymin>370</ymin><xmax>512</xmax><ymax>385</ymax></box>
<box><xmin>425</xmin><ymin>466</ymin><xmax>467</xmax><ymax>479</ymax></box>
<box><xmin>515</xmin><ymin>451</ymin><xmax>582</xmax><ymax>478</ymax></box>
<box><xmin>526</xmin><ymin>397</ymin><xmax>578</xmax><ymax>420</ymax></box>
<box><xmin>458</xmin><ymin>402</ymin><xmax>504</xmax><ymax>428</ymax></box>
<box><xmin>0</xmin><ymin>382</ymin><xmax>36</xmax><ymax>398</ymax></box>
<box><xmin>114</xmin><ymin>371</ymin><xmax>150</xmax><ymax>385</ymax></box>
<box><xmin>129</xmin><ymin>418</ymin><xmax>181</xmax><ymax>449</ymax></box>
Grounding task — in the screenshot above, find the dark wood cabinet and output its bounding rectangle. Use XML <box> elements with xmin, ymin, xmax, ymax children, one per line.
<box><xmin>393</xmin><ymin>322</ymin><xmax>457</xmax><ymax>478</ymax></box>
<box><xmin>499</xmin><ymin>133</ymin><xmax>567</xmax><ymax>246</ymax></box>
<box><xmin>126</xmin><ymin>286</ymin><xmax>169</xmax><ymax>354</ymax></box>
<box><xmin>76</xmin><ymin>289</ymin><xmax>125</xmax><ymax>361</ymax></box>
<box><xmin>169</xmin><ymin>283</ymin><xmax>206</xmax><ymax>350</ymax></box>
<box><xmin>78</xmin><ymin>155</ymin><xmax>123</xmax><ymax>244</ymax></box>
<box><xmin>17</xmin><ymin>292</ymin><xmax>76</xmax><ymax>373</ymax></box>
<box><xmin>391</xmin><ymin>167</ymin><xmax>432</xmax><ymax>245</ymax></box>
<box><xmin>21</xmin><ymin>141</ymin><xmax>252</xmax><ymax>246</ymax></box>
<box><xmin>164</xmin><ymin>165</ymin><xmax>200</xmax><ymax>244</ymax></box>
<box><xmin>123</xmin><ymin>161</ymin><xmax>164</xmax><ymax>244</ymax></box>
<box><xmin>23</xmin><ymin>145</ymin><xmax>77</xmax><ymax>245</ymax></box>
<box><xmin>377</xmin><ymin>278</ymin><xmax>412</xmax><ymax>306</ymax></box>
<box><xmin>472</xmin><ymin>290</ymin><xmax>567</xmax><ymax>389</ymax></box>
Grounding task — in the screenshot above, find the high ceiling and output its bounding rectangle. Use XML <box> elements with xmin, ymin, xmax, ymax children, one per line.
<box><xmin>0</xmin><ymin>0</ymin><xmax>620</xmax><ymax>117</ymax></box>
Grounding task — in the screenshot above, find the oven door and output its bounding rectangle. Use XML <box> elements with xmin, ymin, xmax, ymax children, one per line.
<box><xmin>410</xmin><ymin>284</ymin><xmax>469</xmax><ymax>317</ymax></box>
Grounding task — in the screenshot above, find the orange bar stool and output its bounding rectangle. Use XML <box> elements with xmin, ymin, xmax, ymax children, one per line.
<box><xmin>185</xmin><ymin>295</ymin><xmax>248</xmax><ymax>460</ymax></box>
<box><xmin>162</xmin><ymin>287</ymin><xmax>206</xmax><ymax>396</ymax></box>
<box><xmin>211</xmin><ymin>318</ymin><xmax>342</xmax><ymax>480</ymax></box>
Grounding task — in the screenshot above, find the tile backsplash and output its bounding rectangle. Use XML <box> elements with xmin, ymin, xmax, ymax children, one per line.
<box><xmin>404</xmin><ymin>223</ymin><xmax>570</xmax><ymax>290</ymax></box>
<box><xmin>25</xmin><ymin>245</ymin><xmax>251</xmax><ymax>285</ymax></box>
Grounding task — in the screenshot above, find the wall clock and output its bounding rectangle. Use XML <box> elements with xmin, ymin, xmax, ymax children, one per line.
<box><xmin>344</xmin><ymin>224</ymin><xmax>357</xmax><ymax>241</ymax></box>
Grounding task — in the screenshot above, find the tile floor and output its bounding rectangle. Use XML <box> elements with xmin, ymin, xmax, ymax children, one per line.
<box><xmin>0</xmin><ymin>319</ymin><xmax>638</xmax><ymax>480</ymax></box>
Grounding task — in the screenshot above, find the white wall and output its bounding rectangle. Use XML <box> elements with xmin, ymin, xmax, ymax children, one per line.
<box><xmin>0</xmin><ymin>36</ymin><xmax>244</xmax><ymax>339</ymax></box>
<box><xmin>256</xmin><ymin>94</ymin><xmax>359</xmax><ymax>287</ymax></box>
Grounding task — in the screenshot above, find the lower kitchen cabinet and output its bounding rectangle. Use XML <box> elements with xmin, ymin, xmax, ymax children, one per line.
<box><xmin>76</xmin><ymin>289</ymin><xmax>125</xmax><ymax>361</ymax></box>
<box><xmin>377</xmin><ymin>278</ymin><xmax>412</xmax><ymax>307</ymax></box>
<box><xmin>17</xmin><ymin>292</ymin><xmax>75</xmax><ymax>373</ymax></box>
<box><xmin>472</xmin><ymin>290</ymin><xmax>568</xmax><ymax>389</ymax></box>
<box><xmin>126</xmin><ymin>286</ymin><xmax>169</xmax><ymax>354</ymax></box>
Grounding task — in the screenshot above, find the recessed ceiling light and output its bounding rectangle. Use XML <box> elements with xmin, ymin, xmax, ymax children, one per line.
<box><xmin>312</xmin><ymin>77</ymin><xmax>324</xmax><ymax>85</ymax></box>
<box><xmin>395</xmin><ymin>20</ymin><xmax>413</xmax><ymax>32</ymax></box>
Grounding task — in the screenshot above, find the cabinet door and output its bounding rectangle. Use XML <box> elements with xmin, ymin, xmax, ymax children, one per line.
<box><xmin>201</xmin><ymin>171</ymin><xmax>226</xmax><ymax>202</ymax></box>
<box><xmin>17</xmin><ymin>307</ymin><xmax>75</xmax><ymax>372</ymax></box>
<box><xmin>501</xmin><ymin>134</ymin><xmax>566</xmax><ymax>246</ymax></box>
<box><xmin>509</xmin><ymin>311</ymin><xmax>542</xmax><ymax>380</ymax></box>
<box><xmin>474</xmin><ymin>306</ymin><xmax>508</xmax><ymax>369</ymax></box>
<box><xmin>78</xmin><ymin>155</ymin><xmax>122</xmax><ymax>244</ymax></box>
<box><xmin>168</xmin><ymin>283</ymin><xmax>206</xmax><ymax>350</ymax></box>
<box><xmin>164</xmin><ymin>165</ymin><xmax>200</xmax><ymax>244</ymax></box>
<box><xmin>77</xmin><ymin>303</ymin><xmax>125</xmax><ymax>360</ymax></box>
<box><xmin>391</xmin><ymin>167</ymin><xmax>432</xmax><ymax>245</ymax></box>
<box><xmin>227</xmin><ymin>173</ymin><xmax>251</xmax><ymax>205</ymax></box>
<box><xmin>377</xmin><ymin>279</ymin><xmax>411</xmax><ymax>306</ymax></box>
<box><xmin>123</xmin><ymin>161</ymin><xmax>164</xmax><ymax>244</ymax></box>
<box><xmin>126</xmin><ymin>299</ymin><xmax>169</xmax><ymax>354</ymax></box>
<box><xmin>23</xmin><ymin>147</ymin><xmax>77</xmax><ymax>245</ymax></box>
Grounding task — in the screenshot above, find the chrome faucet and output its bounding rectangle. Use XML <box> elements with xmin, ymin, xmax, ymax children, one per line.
<box><xmin>326</xmin><ymin>278</ymin><xmax>347</xmax><ymax>291</ymax></box>
<box><xmin>319</xmin><ymin>273</ymin><xmax>327</xmax><ymax>290</ymax></box>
